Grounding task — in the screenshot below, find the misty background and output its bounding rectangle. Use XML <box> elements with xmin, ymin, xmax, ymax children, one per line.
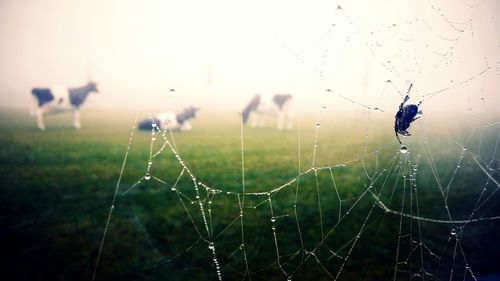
<box><xmin>1</xmin><ymin>2</ymin><xmax>500</xmax><ymax>280</ymax></box>
<box><xmin>0</xmin><ymin>0</ymin><xmax>499</xmax><ymax>116</ymax></box>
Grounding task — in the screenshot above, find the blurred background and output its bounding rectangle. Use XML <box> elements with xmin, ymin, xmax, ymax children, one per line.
<box><xmin>1</xmin><ymin>0</ymin><xmax>500</xmax><ymax>281</ymax></box>
<box><xmin>1</xmin><ymin>0</ymin><xmax>499</xmax><ymax>112</ymax></box>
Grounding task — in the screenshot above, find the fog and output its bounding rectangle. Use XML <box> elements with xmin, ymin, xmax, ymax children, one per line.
<box><xmin>0</xmin><ymin>0</ymin><xmax>499</xmax><ymax>115</ymax></box>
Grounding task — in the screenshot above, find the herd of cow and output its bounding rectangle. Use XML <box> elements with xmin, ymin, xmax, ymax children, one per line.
<box><xmin>30</xmin><ymin>81</ymin><xmax>295</xmax><ymax>131</ymax></box>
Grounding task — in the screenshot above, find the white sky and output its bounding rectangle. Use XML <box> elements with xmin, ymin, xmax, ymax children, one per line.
<box><xmin>0</xmin><ymin>0</ymin><xmax>499</xmax><ymax>114</ymax></box>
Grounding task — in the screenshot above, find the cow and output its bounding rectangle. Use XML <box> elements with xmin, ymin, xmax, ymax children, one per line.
<box><xmin>138</xmin><ymin>106</ymin><xmax>200</xmax><ymax>131</ymax></box>
<box><xmin>242</xmin><ymin>93</ymin><xmax>294</xmax><ymax>130</ymax></box>
<box><xmin>30</xmin><ymin>82</ymin><xmax>98</xmax><ymax>130</ymax></box>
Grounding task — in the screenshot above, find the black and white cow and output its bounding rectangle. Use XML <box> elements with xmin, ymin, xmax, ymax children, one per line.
<box><xmin>138</xmin><ymin>106</ymin><xmax>200</xmax><ymax>131</ymax></box>
<box><xmin>242</xmin><ymin>93</ymin><xmax>294</xmax><ymax>130</ymax></box>
<box><xmin>30</xmin><ymin>82</ymin><xmax>98</xmax><ymax>130</ymax></box>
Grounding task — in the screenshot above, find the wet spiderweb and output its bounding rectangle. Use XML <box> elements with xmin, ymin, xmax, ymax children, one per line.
<box><xmin>92</xmin><ymin>1</ymin><xmax>500</xmax><ymax>280</ymax></box>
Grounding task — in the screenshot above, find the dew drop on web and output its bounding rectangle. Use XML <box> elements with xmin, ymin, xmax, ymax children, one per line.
<box><xmin>400</xmin><ymin>145</ymin><xmax>408</xmax><ymax>154</ymax></box>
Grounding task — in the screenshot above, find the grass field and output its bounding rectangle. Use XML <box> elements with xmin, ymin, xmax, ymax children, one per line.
<box><xmin>1</xmin><ymin>107</ymin><xmax>499</xmax><ymax>281</ymax></box>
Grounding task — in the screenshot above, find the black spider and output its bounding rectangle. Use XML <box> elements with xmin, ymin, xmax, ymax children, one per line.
<box><xmin>394</xmin><ymin>84</ymin><xmax>422</xmax><ymax>144</ymax></box>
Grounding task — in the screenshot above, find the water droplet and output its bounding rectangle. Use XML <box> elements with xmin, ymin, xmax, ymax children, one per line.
<box><xmin>316</xmin><ymin>123</ymin><xmax>321</xmax><ymax>128</ymax></box>
<box><xmin>148</xmin><ymin>160</ymin><xmax>152</xmax><ymax>166</ymax></box>
<box><xmin>451</xmin><ymin>229</ymin><xmax>456</xmax><ymax>236</ymax></box>
<box><xmin>326</xmin><ymin>89</ymin><xmax>331</xmax><ymax>92</ymax></box>
<box><xmin>271</xmin><ymin>217</ymin><xmax>276</xmax><ymax>222</ymax></box>
<box><xmin>171</xmin><ymin>187</ymin><xmax>176</xmax><ymax>191</ymax></box>
<box><xmin>400</xmin><ymin>145</ymin><xmax>408</xmax><ymax>154</ymax></box>
<box><xmin>145</xmin><ymin>173</ymin><xmax>151</xmax><ymax>180</ymax></box>
<box><xmin>169</xmin><ymin>89</ymin><xmax>175</xmax><ymax>92</ymax></box>
<box><xmin>287</xmin><ymin>276</ymin><xmax>292</xmax><ymax>281</ymax></box>
<box><xmin>208</xmin><ymin>242</ymin><xmax>215</xmax><ymax>250</ymax></box>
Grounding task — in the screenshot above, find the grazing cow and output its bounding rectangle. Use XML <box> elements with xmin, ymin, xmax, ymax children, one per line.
<box><xmin>30</xmin><ymin>82</ymin><xmax>98</xmax><ymax>130</ymax></box>
<box><xmin>242</xmin><ymin>93</ymin><xmax>294</xmax><ymax>130</ymax></box>
<box><xmin>138</xmin><ymin>106</ymin><xmax>200</xmax><ymax>131</ymax></box>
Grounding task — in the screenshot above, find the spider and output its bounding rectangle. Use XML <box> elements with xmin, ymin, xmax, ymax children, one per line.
<box><xmin>394</xmin><ymin>84</ymin><xmax>422</xmax><ymax>144</ymax></box>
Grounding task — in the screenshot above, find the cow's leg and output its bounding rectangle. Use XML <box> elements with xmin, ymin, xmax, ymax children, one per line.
<box><xmin>30</xmin><ymin>95</ymin><xmax>38</xmax><ymax>116</ymax></box>
<box><xmin>73</xmin><ymin>109</ymin><xmax>81</xmax><ymax>129</ymax></box>
<box><xmin>277</xmin><ymin>109</ymin><xmax>285</xmax><ymax>130</ymax></box>
<box><xmin>286</xmin><ymin>117</ymin><xmax>293</xmax><ymax>130</ymax></box>
<box><xmin>36</xmin><ymin>107</ymin><xmax>46</xmax><ymax>130</ymax></box>
<box><xmin>257</xmin><ymin>112</ymin><xmax>265</xmax><ymax>127</ymax></box>
<box><xmin>280</xmin><ymin>102</ymin><xmax>294</xmax><ymax>130</ymax></box>
<box><xmin>180</xmin><ymin>121</ymin><xmax>192</xmax><ymax>131</ymax></box>
<box><xmin>259</xmin><ymin>118</ymin><xmax>265</xmax><ymax>127</ymax></box>
<box><xmin>252</xmin><ymin>113</ymin><xmax>259</xmax><ymax>128</ymax></box>
<box><xmin>286</xmin><ymin>105</ymin><xmax>294</xmax><ymax>130</ymax></box>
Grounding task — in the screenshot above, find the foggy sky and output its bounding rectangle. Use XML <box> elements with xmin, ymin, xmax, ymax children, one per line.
<box><xmin>0</xmin><ymin>0</ymin><xmax>499</xmax><ymax>115</ymax></box>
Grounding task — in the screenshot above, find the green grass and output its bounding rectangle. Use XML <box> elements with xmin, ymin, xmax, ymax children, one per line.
<box><xmin>1</xmin><ymin>107</ymin><xmax>499</xmax><ymax>281</ymax></box>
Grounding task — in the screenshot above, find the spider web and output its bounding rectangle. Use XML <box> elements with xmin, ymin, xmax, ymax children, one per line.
<box><xmin>92</xmin><ymin>1</ymin><xmax>500</xmax><ymax>280</ymax></box>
